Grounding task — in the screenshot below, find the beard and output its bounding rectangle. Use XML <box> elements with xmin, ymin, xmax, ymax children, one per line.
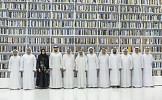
<box><xmin>13</xmin><ymin>54</ymin><xmax>17</xmax><ymax>56</ymax></box>
<box><xmin>90</xmin><ymin>51</ymin><xmax>93</xmax><ymax>53</ymax></box>
<box><xmin>113</xmin><ymin>52</ymin><xmax>117</xmax><ymax>54</ymax></box>
<box><xmin>79</xmin><ymin>53</ymin><xmax>83</xmax><ymax>56</ymax></box>
<box><xmin>54</xmin><ymin>50</ymin><xmax>58</xmax><ymax>52</ymax></box>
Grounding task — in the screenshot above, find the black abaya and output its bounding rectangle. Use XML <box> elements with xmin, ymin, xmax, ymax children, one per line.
<box><xmin>36</xmin><ymin>54</ymin><xmax>49</xmax><ymax>88</ymax></box>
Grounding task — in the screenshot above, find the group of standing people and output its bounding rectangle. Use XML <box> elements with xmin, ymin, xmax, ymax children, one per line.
<box><xmin>8</xmin><ymin>46</ymin><xmax>154</xmax><ymax>90</ymax></box>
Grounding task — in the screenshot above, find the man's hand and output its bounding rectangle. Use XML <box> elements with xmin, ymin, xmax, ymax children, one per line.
<box><xmin>96</xmin><ymin>68</ymin><xmax>100</xmax><ymax>71</ymax></box>
<box><xmin>20</xmin><ymin>70</ymin><xmax>23</xmax><ymax>72</ymax></box>
<box><xmin>33</xmin><ymin>70</ymin><xmax>36</xmax><ymax>72</ymax></box>
<box><xmin>49</xmin><ymin>68</ymin><xmax>52</xmax><ymax>70</ymax></box>
<box><xmin>73</xmin><ymin>69</ymin><xmax>78</xmax><ymax>72</ymax></box>
<box><xmin>60</xmin><ymin>68</ymin><xmax>63</xmax><ymax>71</ymax></box>
<box><xmin>63</xmin><ymin>68</ymin><xmax>66</xmax><ymax>71</ymax></box>
<box><xmin>38</xmin><ymin>68</ymin><xmax>41</xmax><ymax>72</ymax></box>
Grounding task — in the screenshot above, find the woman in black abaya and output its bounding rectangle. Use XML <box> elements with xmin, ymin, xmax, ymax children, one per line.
<box><xmin>36</xmin><ymin>49</ymin><xmax>49</xmax><ymax>88</ymax></box>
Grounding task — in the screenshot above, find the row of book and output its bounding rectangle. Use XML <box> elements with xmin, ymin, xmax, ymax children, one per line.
<box><xmin>2</xmin><ymin>3</ymin><xmax>162</xmax><ymax>11</ymax></box>
<box><xmin>4</xmin><ymin>22</ymin><xmax>162</xmax><ymax>29</ymax></box>
<box><xmin>3</xmin><ymin>13</ymin><xmax>162</xmax><ymax>21</ymax></box>
<box><xmin>1</xmin><ymin>28</ymin><xmax>162</xmax><ymax>35</ymax></box>
<box><xmin>2</xmin><ymin>0</ymin><xmax>162</xmax><ymax>5</ymax></box>
<box><xmin>2</xmin><ymin>20</ymin><xmax>162</xmax><ymax>25</ymax></box>
<box><xmin>2</xmin><ymin>12</ymin><xmax>162</xmax><ymax>19</ymax></box>
<box><xmin>28</xmin><ymin>12</ymin><xmax>51</xmax><ymax>19</ymax></box>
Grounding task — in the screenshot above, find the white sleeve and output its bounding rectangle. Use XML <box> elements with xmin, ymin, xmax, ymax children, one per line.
<box><xmin>141</xmin><ymin>55</ymin><xmax>144</xmax><ymax>69</ymax></box>
<box><xmin>75</xmin><ymin>56</ymin><xmax>78</xmax><ymax>71</ymax></box>
<box><xmin>131</xmin><ymin>55</ymin><xmax>134</xmax><ymax>69</ymax></box>
<box><xmin>33</xmin><ymin>55</ymin><xmax>36</xmax><ymax>71</ymax></box>
<box><xmin>119</xmin><ymin>55</ymin><xmax>122</xmax><ymax>69</ymax></box>
<box><xmin>107</xmin><ymin>56</ymin><xmax>109</xmax><ymax>68</ymax></box>
<box><xmin>8</xmin><ymin>57</ymin><xmax>12</xmax><ymax>71</ymax></box>
<box><xmin>120</xmin><ymin>56</ymin><xmax>122</xmax><ymax>69</ymax></box>
<box><xmin>62</xmin><ymin>55</ymin><xmax>66</xmax><ymax>69</ymax></box>
<box><xmin>49</xmin><ymin>54</ymin><xmax>52</xmax><ymax>69</ymax></box>
<box><xmin>85</xmin><ymin>56</ymin><xmax>88</xmax><ymax>71</ymax></box>
<box><xmin>98</xmin><ymin>56</ymin><xmax>100</xmax><ymax>68</ymax></box>
<box><xmin>109</xmin><ymin>55</ymin><xmax>111</xmax><ymax>69</ymax></box>
<box><xmin>60</xmin><ymin>53</ymin><xmax>63</xmax><ymax>68</ymax></box>
<box><xmin>20</xmin><ymin>56</ymin><xmax>24</xmax><ymax>71</ymax></box>
<box><xmin>87</xmin><ymin>55</ymin><xmax>89</xmax><ymax>70</ymax></box>
<box><xmin>129</xmin><ymin>56</ymin><xmax>133</xmax><ymax>69</ymax></box>
<box><xmin>72</xmin><ymin>55</ymin><xmax>75</xmax><ymax>70</ymax></box>
<box><xmin>95</xmin><ymin>55</ymin><xmax>99</xmax><ymax>69</ymax></box>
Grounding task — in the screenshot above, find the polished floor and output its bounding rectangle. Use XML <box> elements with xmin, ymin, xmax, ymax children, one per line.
<box><xmin>1</xmin><ymin>87</ymin><xmax>162</xmax><ymax>100</ymax></box>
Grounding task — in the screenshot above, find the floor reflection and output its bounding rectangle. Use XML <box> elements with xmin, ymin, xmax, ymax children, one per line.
<box><xmin>1</xmin><ymin>87</ymin><xmax>162</xmax><ymax>100</ymax></box>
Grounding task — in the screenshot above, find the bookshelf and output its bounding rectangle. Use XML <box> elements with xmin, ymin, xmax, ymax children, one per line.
<box><xmin>0</xmin><ymin>0</ymin><xmax>162</xmax><ymax>80</ymax></box>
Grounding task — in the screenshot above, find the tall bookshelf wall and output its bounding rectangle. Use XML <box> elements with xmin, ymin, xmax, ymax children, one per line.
<box><xmin>0</xmin><ymin>0</ymin><xmax>162</xmax><ymax>78</ymax></box>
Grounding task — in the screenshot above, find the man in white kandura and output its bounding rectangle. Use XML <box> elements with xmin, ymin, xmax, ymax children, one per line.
<box><xmin>143</xmin><ymin>47</ymin><xmax>154</xmax><ymax>87</ymax></box>
<box><xmin>63</xmin><ymin>48</ymin><xmax>75</xmax><ymax>89</ymax></box>
<box><xmin>109</xmin><ymin>47</ymin><xmax>121</xmax><ymax>88</ymax></box>
<box><xmin>20</xmin><ymin>48</ymin><xmax>36</xmax><ymax>90</ymax></box>
<box><xmin>75</xmin><ymin>49</ymin><xmax>87</xmax><ymax>89</ymax></box>
<box><xmin>8</xmin><ymin>49</ymin><xmax>21</xmax><ymax>90</ymax></box>
<box><xmin>120</xmin><ymin>48</ymin><xmax>132</xmax><ymax>88</ymax></box>
<box><xmin>87</xmin><ymin>47</ymin><xmax>98</xmax><ymax>88</ymax></box>
<box><xmin>98</xmin><ymin>48</ymin><xmax>110</xmax><ymax>88</ymax></box>
<box><xmin>132</xmin><ymin>47</ymin><xmax>143</xmax><ymax>88</ymax></box>
<box><xmin>49</xmin><ymin>46</ymin><xmax>63</xmax><ymax>89</ymax></box>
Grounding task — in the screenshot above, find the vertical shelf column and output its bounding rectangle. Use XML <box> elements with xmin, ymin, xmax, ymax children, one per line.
<box><xmin>118</xmin><ymin>0</ymin><xmax>121</xmax><ymax>52</ymax></box>
<box><xmin>50</xmin><ymin>0</ymin><xmax>52</xmax><ymax>53</ymax></box>
<box><xmin>73</xmin><ymin>0</ymin><xmax>76</xmax><ymax>56</ymax></box>
<box><xmin>26</xmin><ymin>0</ymin><xmax>29</xmax><ymax>49</ymax></box>
<box><xmin>96</xmin><ymin>0</ymin><xmax>99</xmax><ymax>54</ymax></box>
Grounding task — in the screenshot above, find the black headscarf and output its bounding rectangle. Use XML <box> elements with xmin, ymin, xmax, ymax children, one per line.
<box><xmin>40</xmin><ymin>49</ymin><xmax>47</xmax><ymax>56</ymax></box>
<box><xmin>37</xmin><ymin>49</ymin><xmax>49</xmax><ymax>69</ymax></box>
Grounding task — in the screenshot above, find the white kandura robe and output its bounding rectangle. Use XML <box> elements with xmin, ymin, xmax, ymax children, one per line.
<box><xmin>132</xmin><ymin>53</ymin><xmax>143</xmax><ymax>87</ymax></box>
<box><xmin>63</xmin><ymin>54</ymin><xmax>75</xmax><ymax>88</ymax></box>
<box><xmin>143</xmin><ymin>54</ymin><xmax>154</xmax><ymax>86</ymax></box>
<box><xmin>75</xmin><ymin>55</ymin><xmax>87</xmax><ymax>88</ymax></box>
<box><xmin>87</xmin><ymin>53</ymin><xmax>98</xmax><ymax>87</ymax></box>
<box><xmin>98</xmin><ymin>54</ymin><xmax>110</xmax><ymax>87</ymax></box>
<box><xmin>109</xmin><ymin>54</ymin><xmax>121</xmax><ymax>86</ymax></box>
<box><xmin>8</xmin><ymin>56</ymin><xmax>21</xmax><ymax>89</ymax></box>
<box><xmin>49</xmin><ymin>52</ymin><xmax>63</xmax><ymax>88</ymax></box>
<box><xmin>120</xmin><ymin>54</ymin><xmax>132</xmax><ymax>87</ymax></box>
<box><xmin>21</xmin><ymin>54</ymin><xmax>36</xmax><ymax>89</ymax></box>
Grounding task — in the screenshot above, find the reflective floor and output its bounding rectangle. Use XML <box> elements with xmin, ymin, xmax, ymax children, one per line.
<box><xmin>1</xmin><ymin>87</ymin><xmax>162</xmax><ymax>100</ymax></box>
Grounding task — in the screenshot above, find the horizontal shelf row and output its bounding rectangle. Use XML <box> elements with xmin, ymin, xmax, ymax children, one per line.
<box><xmin>1</xmin><ymin>35</ymin><xmax>162</xmax><ymax>38</ymax></box>
<box><xmin>1</xmin><ymin>27</ymin><xmax>162</xmax><ymax>30</ymax></box>
<box><xmin>1</xmin><ymin>43</ymin><xmax>162</xmax><ymax>47</ymax></box>
<box><xmin>1</xmin><ymin>19</ymin><xmax>162</xmax><ymax>22</ymax></box>
<box><xmin>2</xmin><ymin>1</ymin><xmax>162</xmax><ymax>6</ymax></box>
<box><xmin>1</xmin><ymin>10</ymin><xmax>162</xmax><ymax>14</ymax></box>
<box><xmin>1</xmin><ymin>19</ymin><xmax>162</xmax><ymax>23</ymax></box>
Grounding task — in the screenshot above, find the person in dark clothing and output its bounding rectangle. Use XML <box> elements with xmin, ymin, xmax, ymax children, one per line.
<box><xmin>36</xmin><ymin>49</ymin><xmax>49</xmax><ymax>88</ymax></box>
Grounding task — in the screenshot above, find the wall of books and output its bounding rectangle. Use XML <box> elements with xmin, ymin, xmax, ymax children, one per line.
<box><xmin>0</xmin><ymin>0</ymin><xmax>162</xmax><ymax>78</ymax></box>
